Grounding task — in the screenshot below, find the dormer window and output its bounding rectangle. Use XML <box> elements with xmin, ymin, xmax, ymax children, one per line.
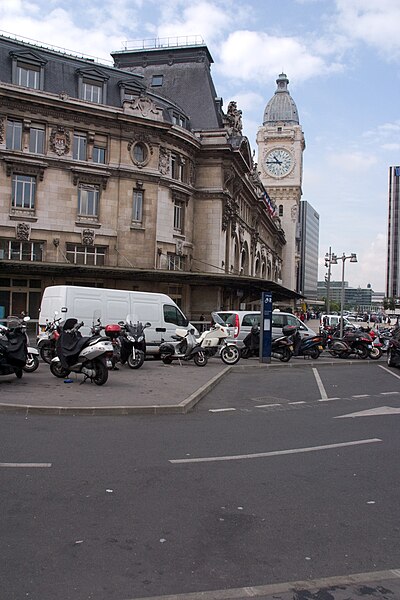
<box><xmin>10</xmin><ymin>50</ymin><xmax>47</xmax><ymax>90</ymax></box>
<box><xmin>77</xmin><ymin>68</ymin><xmax>109</xmax><ymax>104</ymax></box>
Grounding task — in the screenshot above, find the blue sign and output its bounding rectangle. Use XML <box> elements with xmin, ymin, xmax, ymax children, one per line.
<box><xmin>260</xmin><ymin>292</ymin><xmax>272</xmax><ymax>363</ymax></box>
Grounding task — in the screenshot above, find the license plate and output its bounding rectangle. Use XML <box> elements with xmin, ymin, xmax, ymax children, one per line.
<box><xmin>318</xmin><ymin>345</ymin><xmax>323</xmax><ymax>350</ymax></box>
<box><xmin>367</xmin><ymin>345</ymin><xmax>372</xmax><ymax>349</ymax></box>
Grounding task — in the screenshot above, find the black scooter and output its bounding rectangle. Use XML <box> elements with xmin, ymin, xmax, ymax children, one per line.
<box><xmin>241</xmin><ymin>324</ymin><xmax>296</xmax><ymax>362</ymax></box>
<box><xmin>0</xmin><ymin>316</ymin><xmax>29</xmax><ymax>379</ymax></box>
<box><xmin>118</xmin><ymin>319</ymin><xmax>151</xmax><ymax>369</ymax></box>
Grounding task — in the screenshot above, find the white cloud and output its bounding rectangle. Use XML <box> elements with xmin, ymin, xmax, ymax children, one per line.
<box><xmin>216</xmin><ymin>30</ymin><xmax>340</xmax><ymax>83</ymax></box>
<box><xmin>335</xmin><ymin>0</ymin><xmax>400</xmax><ymax>58</ymax></box>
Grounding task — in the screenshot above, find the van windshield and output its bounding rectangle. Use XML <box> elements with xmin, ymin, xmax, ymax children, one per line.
<box><xmin>163</xmin><ymin>305</ymin><xmax>188</xmax><ymax>327</ymax></box>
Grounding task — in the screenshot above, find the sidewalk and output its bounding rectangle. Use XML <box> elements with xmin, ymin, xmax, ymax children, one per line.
<box><xmin>0</xmin><ymin>360</ymin><xmax>230</xmax><ymax>415</ymax></box>
<box><xmin>0</xmin><ymin>353</ymin><xmax>377</xmax><ymax>416</ymax></box>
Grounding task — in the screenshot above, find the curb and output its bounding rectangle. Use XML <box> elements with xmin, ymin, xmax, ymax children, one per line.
<box><xmin>0</xmin><ymin>365</ymin><xmax>232</xmax><ymax>416</ymax></box>
<box><xmin>0</xmin><ymin>358</ymin><xmax>384</xmax><ymax>416</ymax></box>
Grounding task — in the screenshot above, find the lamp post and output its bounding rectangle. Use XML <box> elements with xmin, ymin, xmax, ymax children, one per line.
<box><xmin>324</xmin><ymin>247</ymin><xmax>334</xmax><ymax>314</ymax></box>
<box><xmin>333</xmin><ymin>252</ymin><xmax>358</xmax><ymax>337</ymax></box>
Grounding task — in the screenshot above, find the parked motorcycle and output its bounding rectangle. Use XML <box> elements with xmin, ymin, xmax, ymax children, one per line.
<box><xmin>37</xmin><ymin>313</ymin><xmax>61</xmax><ymax>364</ymax></box>
<box><xmin>1</xmin><ymin>315</ymin><xmax>39</xmax><ymax>373</ymax></box>
<box><xmin>159</xmin><ymin>327</ymin><xmax>208</xmax><ymax>366</ymax></box>
<box><xmin>387</xmin><ymin>327</ymin><xmax>400</xmax><ymax>368</ymax></box>
<box><xmin>292</xmin><ymin>328</ymin><xmax>324</xmax><ymax>359</ymax></box>
<box><xmin>50</xmin><ymin>318</ymin><xmax>114</xmax><ymax>385</ymax></box>
<box><xmin>328</xmin><ymin>328</ymin><xmax>373</xmax><ymax>359</ymax></box>
<box><xmin>0</xmin><ymin>315</ymin><xmax>30</xmax><ymax>379</ymax></box>
<box><xmin>196</xmin><ymin>312</ymin><xmax>240</xmax><ymax>365</ymax></box>
<box><xmin>241</xmin><ymin>323</ymin><xmax>296</xmax><ymax>362</ymax></box>
<box><xmin>117</xmin><ymin>317</ymin><xmax>151</xmax><ymax>369</ymax></box>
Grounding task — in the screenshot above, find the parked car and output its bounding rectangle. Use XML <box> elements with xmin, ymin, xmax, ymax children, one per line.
<box><xmin>320</xmin><ymin>314</ymin><xmax>355</xmax><ymax>330</ymax></box>
<box><xmin>214</xmin><ymin>310</ymin><xmax>317</xmax><ymax>348</ymax></box>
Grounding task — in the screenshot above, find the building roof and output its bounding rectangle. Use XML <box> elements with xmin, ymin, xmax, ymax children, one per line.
<box><xmin>111</xmin><ymin>41</ymin><xmax>224</xmax><ymax>131</ymax></box>
<box><xmin>263</xmin><ymin>73</ymin><xmax>299</xmax><ymax>125</ymax></box>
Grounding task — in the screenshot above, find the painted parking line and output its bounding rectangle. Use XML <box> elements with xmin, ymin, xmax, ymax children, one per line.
<box><xmin>288</xmin><ymin>401</ymin><xmax>306</xmax><ymax>405</ymax></box>
<box><xmin>255</xmin><ymin>403</ymin><xmax>282</xmax><ymax>408</ymax></box>
<box><xmin>0</xmin><ymin>463</ymin><xmax>52</xmax><ymax>468</ymax></box>
<box><xmin>312</xmin><ymin>367</ymin><xmax>328</xmax><ymax>399</ymax></box>
<box><xmin>208</xmin><ymin>408</ymin><xmax>236</xmax><ymax>413</ymax></box>
<box><xmin>381</xmin><ymin>391</ymin><xmax>400</xmax><ymax>395</ymax></box>
<box><xmin>379</xmin><ymin>365</ymin><xmax>400</xmax><ymax>379</ymax></box>
<box><xmin>169</xmin><ymin>438</ymin><xmax>382</xmax><ymax>464</ymax></box>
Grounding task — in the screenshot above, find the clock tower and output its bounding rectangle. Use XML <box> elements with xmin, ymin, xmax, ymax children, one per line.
<box><xmin>257</xmin><ymin>73</ymin><xmax>305</xmax><ymax>294</ymax></box>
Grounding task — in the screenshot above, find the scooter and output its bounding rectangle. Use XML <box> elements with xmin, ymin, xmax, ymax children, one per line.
<box><xmin>50</xmin><ymin>318</ymin><xmax>114</xmax><ymax>385</ymax></box>
<box><xmin>292</xmin><ymin>329</ymin><xmax>324</xmax><ymax>359</ymax></box>
<box><xmin>387</xmin><ymin>327</ymin><xmax>400</xmax><ymax>368</ymax></box>
<box><xmin>1</xmin><ymin>315</ymin><xmax>39</xmax><ymax>373</ymax></box>
<box><xmin>0</xmin><ymin>315</ymin><xmax>30</xmax><ymax>379</ymax></box>
<box><xmin>328</xmin><ymin>327</ymin><xmax>373</xmax><ymax>359</ymax></box>
<box><xmin>117</xmin><ymin>317</ymin><xmax>151</xmax><ymax>369</ymax></box>
<box><xmin>159</xmin><ymin>328</ymin><xmax>208</xmax><ymax>366</ymax></box>
<box><xmin>37</xmin><ymin>313</ymin><xmax>61</xmax><ymax>364</ymax></box>
<box><xmin>196</xmin><ymin>312</ymin><xmax>240</xmax><ymax>365</ymax></box>
<box><xmin>241</xmin><ymin>324</ymin><xmax>296</xmax><ymax>362</ymax></box>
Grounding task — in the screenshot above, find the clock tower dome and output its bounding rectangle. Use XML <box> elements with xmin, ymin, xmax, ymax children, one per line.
<box><xmin>257</xmin><ymin>73</ymin><xmax>305</xmax><ymax>294</ymax></box>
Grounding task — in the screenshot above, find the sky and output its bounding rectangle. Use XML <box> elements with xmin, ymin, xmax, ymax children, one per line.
<box><xmin>1</xmin><ymin>0</ymin><xmax>399</xmax><ymax>292</ymax></box>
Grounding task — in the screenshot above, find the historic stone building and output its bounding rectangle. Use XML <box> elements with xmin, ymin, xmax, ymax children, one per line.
<box><xmin>0</xmin><ymin>34</ymin><xmax>299</xmax><ymax>323</ymax></box>
<box><xmin>257</xmin><ymin>73</ymin><xmax>305</xmax><ymax>293</ymax></box>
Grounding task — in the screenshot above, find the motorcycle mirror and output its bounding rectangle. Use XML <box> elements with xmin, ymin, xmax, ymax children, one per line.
<box><xmin>145</xmin><ymin>322</ymin><xmax>151</xmax><ymax>328</ymax></box>
<box><xmin>23</xmin><ymin>316</ymin><xmax>31</xmax><ymax>322</ymax></box>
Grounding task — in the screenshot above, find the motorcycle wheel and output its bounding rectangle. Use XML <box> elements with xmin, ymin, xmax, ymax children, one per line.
<box><xmin>162</xmin><ymin>356</ymin><xmax>173</xmax><ymax>365</ymax></box>
<box><xmin>40</xmin><ymin>345</ymin><xmax>54</xmax><ymax>364</ymax></box>
<box><xmin>92</xmin><ymin>359</ymin><xmax>108</xmax><ymax>386</ymax></box>
<box><xmin>127</xmin><ymin>350</ymin><xmax>145</xmax><ymax>369</ymax></box>
<box><xmin>220</xmin><ymin>345</ymin><xmax>240</xmax><ymax>365</ymax></box>
<box><xmin>193</xmin><ymin>351</ymin><xmax>208</xmax><ymax>367</ymax></box>
<box><xmin>50</xmin><ymin>361</ymin><xmax>70</xmax><ymax>379</ymax></box>
<box><xmin>279</xmin><ymin>347</ymin><xmax>292</xmax><ymax>362</ymax></box>
<box><xmin>23</xmin><ymin>354</ymin><xmax>40</xmax><ymax>373</ymax></box>
<box><xmin>387</xmin><ymin>349</ymin><xmax>395</xmax><ymax>367</ymax></box>
<box><xmin>368</xmin><ymin>347</ymin><xmax>382</xmax><ymax>360</ymax></box>
<box><xmin>356</xmin><ymin>344</ymin><xmax>369</xmax><ymax>359</ymax></box>
<box><xmin>308</xmin><ymin>347</ymin><xmax>321</xmax><ymax>359</ymax></box>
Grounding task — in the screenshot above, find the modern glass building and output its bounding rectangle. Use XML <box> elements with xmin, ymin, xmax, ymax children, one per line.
<box><xmin>298</xmin><ymin>200</ymin><xmax>319</xmax><ymax>300</ymax></box>
<box><xmin>387</xmin><ymin>166</ymin><xmax>400</xmax><ymax>298</ymax></box>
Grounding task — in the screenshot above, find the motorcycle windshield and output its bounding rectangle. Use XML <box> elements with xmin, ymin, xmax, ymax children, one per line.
<box><xmin>211</xmin><ymin>312</ymin><xmax>226</xmax><ymax>326</ymax></box>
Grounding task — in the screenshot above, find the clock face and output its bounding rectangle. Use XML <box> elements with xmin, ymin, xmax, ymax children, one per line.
<box><xmin>265</xmin><ymin>148</ymin><xmax>293</xmax><ymax>177</ymax></box>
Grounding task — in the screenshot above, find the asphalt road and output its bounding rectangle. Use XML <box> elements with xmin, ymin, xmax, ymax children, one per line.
<box><xmin>1</xmin><ymin>362</ymin><xmax>400</xmax><ymax>600</ymax></box>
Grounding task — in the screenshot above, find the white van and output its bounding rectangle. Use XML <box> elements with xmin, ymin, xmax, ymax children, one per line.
<box><xmin>38</xmin><ymin>285</ymin><xmax>197</xmax><ymax>356</ymax></box>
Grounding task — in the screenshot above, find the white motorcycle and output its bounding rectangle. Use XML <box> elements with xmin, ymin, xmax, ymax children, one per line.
<box><xmin>196</xmin><ymin>312</ymin><xmax>240</xmax><ymax>365</ymax></box>
<box><xmin>50</xmin><ymin>318</ymin><xmax>114</xmax><ymax>385</ymax></box>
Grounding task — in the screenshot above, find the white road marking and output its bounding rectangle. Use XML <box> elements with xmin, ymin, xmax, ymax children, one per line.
<box><xmin>318</xmin><ymin>397</ymin><xmax>340</xmax><ymax>402</ymax></box>
<box><xmin>0</xmin><ymin>463</ymin><xmax>52</xmax><ymax>468</ymax></box>
<box><xmin>255</xmin><ymin>403</ymin><xmax>281</xmax><ymax>408</ymax></box>
<box><xmin>312</xmin><ymin>367</ymin><xmax>328</xmax><ymax>399</ymax></box>
<box><xmin>379</xmin><ymin>365</ymin><xmax>400</xmax><ymax>380</ymax></box>
<box><xmin>335</xmin><ymin>406</ymin><xmax>400</xmax><ymax>419</ymax></box>
<box><xmin>381</xmin><ymin>391</ymin><xmax>400</xmax><ymax>395</ymax></box>
<box><xmin>208</xmin><ymin>408</ymin><xmax>236</xmax><ymax>413</ymax></box>
<box><xmin>169</xmin><ymin>438</ymin><xmax>381</xmax><ymax>464</ymax></box>
<box><xmin>352</xmin><ymin>394</ymin><xmax>370</xmax><ymax>398</ymax></box>
<box><xmin>288</xmin><ymin>401</ymin><xmax>306</xmax><ymax>405</ymax></box>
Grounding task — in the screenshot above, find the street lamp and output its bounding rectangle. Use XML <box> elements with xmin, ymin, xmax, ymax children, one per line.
<box><xmin>324</xmin><ymin>247</ymin><xmax>335</xmax><ymax>314</ymax></box>
<box><xmin>332</xmin><ymin>252</ymin><xmax>358</xmax><ymax>337</ymax></box>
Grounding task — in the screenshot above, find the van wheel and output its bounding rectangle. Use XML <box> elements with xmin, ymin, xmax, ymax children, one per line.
<box><xmin>128</xmin><ymin>350</ymin><xmax>145</xmax><ymax>369</ymax></box>
<box><xmin>221</xmin><ymin>345</ymin><xmax>240</xmax><ymax>365</ymax></box>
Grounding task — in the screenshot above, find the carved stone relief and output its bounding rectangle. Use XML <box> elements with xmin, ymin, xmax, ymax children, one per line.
<box><xmin>82</xmin><ymin>229</ymin><xmax>95</xmax><ymax>246</ymax></box>
<box><xmin>50</xmin><ymin>126</ymin><xmax>71</xmax><ymax>156</ymax></box>
<box><xmin>159</xmin><ymin>147</ymin><xmax>170</xmax><ymax>175</ymax></box>
<box><xmin>0</xmin><ymin>116</ymin><xmax>4</xmax><ymax>144</ymax></box>
<box><xmin>16</xmin><ymin>222</ymin><xmax>30</xmax><ymax>241</ymax></box>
